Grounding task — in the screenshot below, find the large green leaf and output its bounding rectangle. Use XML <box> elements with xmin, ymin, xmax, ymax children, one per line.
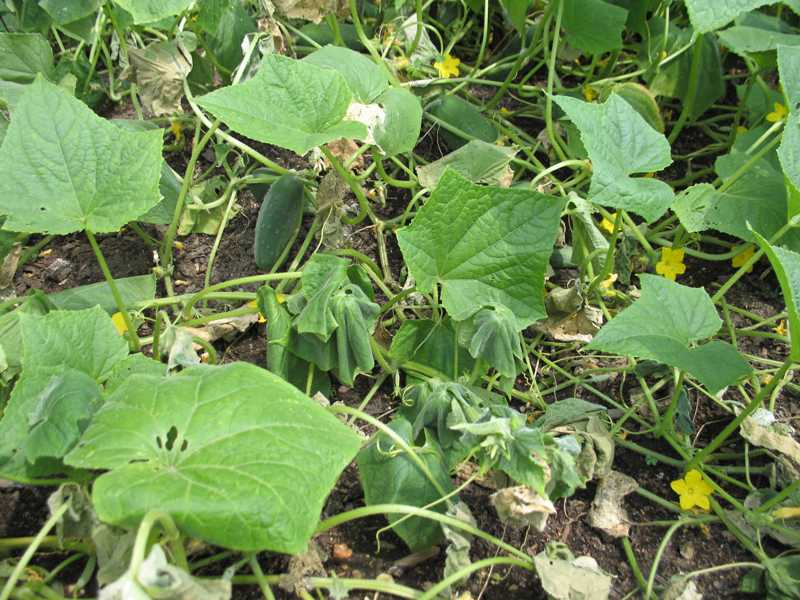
<box><xmin>303</xmin><ymin>45</ymin><xmax>389</xmax><ymax>103</ymax></box>
<box><xmin>48</xmin><ymin>274</ymin><xmax>156</xmax><ymax>313</ymax></box>
<box><xmin>372</xmin><ymin>87</ymin><xmax>422</xmax><ymax>156</ymax></box>
<box><xmin>38</xmin><ymin>0</ymin><xmax>102</xmax><ymax>25</ymax></box>
<box><xmin>501</xmin><ymin>0</ymin><xmax>532</xmax><ymax>34</ymax></box>
<box><xmin>718</xmin><ymin>26</ymin><xmax>800</xmax><ymax>56</ymax></box>
<box><xmin>554</xmin><ymin>94</ymin><xmax>674</xmax><ymax>222</ymax></box>
<box><xmin>112</xmin><ymin>0</ymin><xmax>193</xmax><ymax>24</ymax></box>
<box><xmin>389</xmin><ymin>318</ymin><xmax>474</xmax><ymax>380</ymax></box>
<box><xmin>684</xmin><ymin>0</ymin><xmax>777</xmax><ymax>33</ymax></box>
<box><xmin>356</xmin><ymin>418</ymin><xmax>454</xmax><ymax>551</ymax></box>
<box><xmin>752</xmin><ymin>232</ymin><xmax>800</xmax><ymax>361</ymax></box>
<box><xmin>0</xmin><ymin>33</ymin><xmax>53</xmax><ymax>82</ymax></box>
<box><xmin>586</xmin><ymin>275</ymin><xmax>752</xmax><ymax>393</ymax></box>
<box><xmin>0</xmin><ymin>77</ymin><xmax>163</xmax><ymax>234</ymax></box>
<box><xmin>197</xmin><ymin>54</ymin><xmax>367</xmax><ymax>156</ymax></box>
<box><xmin>65</xmin><ymin>363</ymin><xmax>362</xmax><ymax>553</ymax></box>
<box><xmin>562</xmin><ymin>0</ymin><xmax>628</xmax><ymax>55</ymax></box>
<box><xmin>20</xmin><ymin>306</ymin><xmax>128</xmax><ymax>380</ymax></box>
<box><xmin>396</xmin><ymin>169</ymin><xmax>566</xmax><ymax>328</ymax></box>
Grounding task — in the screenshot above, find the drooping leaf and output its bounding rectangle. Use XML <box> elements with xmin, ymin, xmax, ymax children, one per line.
<box><xmin>416</xmin><ymin>141</ymin><xmax>517</xmax><ymax>189</ymax></box>
<box><xmin>397</xmin><ymin>169</ymin><xmax>566</xmax><ymax>328</ymax></box>
<box><xmin>554</xmin><ymin>94</ymin><xmax>674</xmax><ymax>222</ymax></box>
<box><xmin>291</xmin><ymin>253</ymin><xmax>350</xmax><ymax>340</ymax></box>
<box><xmin>197</xmin><ymin>54</ymin><xmax>367</xmax><ymax>156</ymax></box>
<box><xmin>329</xmin><ymin>284</ymin><xmax>379</xmax><ymax>386</ymax></box>
<box><xmin>684</xmin><ymin>0</ymin><xmax>777</xmax><ymax>33</ymax></box>
<box><xmin>752</xmin><ymin>231</ymin><xmax>800</xmax><ymax>361</ymax></box>
<box><xmin>303</xmin><ymin>45</ymin><xmax>389</xmax><ymax>103</ymax></box>
<box><xmin>500</xmin><ymin>0</ymin><xmax>532</xmax><ymax>34</ymax></box>
<box><xmin>0</xmin><ymin>77</ymin><xmax>163</xmax><ymax>234</ymax></box>
<box><xmin>533</xmin><ymin>542</ymin><xmax>612</xmax><ymax>600</ymax></box>
<box><xmin>24</xmin><ymin>368</ymin><xmax>104</xmax><ymax>463</ymax></box>
<box><xmin>389</xmin><ymin>318</ymin><xmax>474</xmax><ymax>380</ymax></box>
<box><xmin>457</xmin><ymin>304</ymin><xmax>523</xmax><ymax>378</ymax></box>
<box><xmin>196</xmin><ymin>0</ymin><xmax>255</xmax><ymax>73</ymax></box>
<box><xmin>356</xmin><ymin>417</ymin><xmax>454</xmax><ymax>551</ymax></box>
<box><xmin>562</xmin><ymin>0</ymin><xmax>628</xmax><ymax>55</ymax></box>
<box><xmin>0</xmin><ymin>33</ymin><xmax>54</xmax><ymax>82</ymax></box>
<box><xmin>65</xmin><ymin>363</ymin><xmax>362</xmax><ymax>553</ymax></box>
<box><xmin>586</xmin><ymin>275</ymin><xmax>752</xmax><ymax>393</ymax></box>
<box><xmin>112</xmin><ymin>0</ymin><xmax>193</xmax><ymax>24</ymax></box>
<box><xmin>48</xmin><ymin>274</ymin><xmax>156</xmax><ymax>313</ymax></box>
<box><xmin>272</xmin><ymin>0</ymin><xmax>347</xmax><ymax>23</ymax></box>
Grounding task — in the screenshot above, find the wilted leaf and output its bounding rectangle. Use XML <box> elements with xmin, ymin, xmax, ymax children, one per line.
<box><xmin>741</xmin><ymin>414</ymin><xmax>800</xmax><ymax>467</ymax></box>
<box><xmin>588</xmin><ymin>470</ymin><xmax>638</xmax><ymax>538</ymax></box>
<box><xmin>490</xmin><ymin>485</ymin><xmax>556</xmax><ymax>532</ymax></box>
<box><xmin>127</xmin><ymin>36</ymin><xmax>193</xmax><ymax>116</ymax></box>
<box><xmin>417</xmin><ymin>141</ymin><xmax>517</xmax><ymax>189</ymax></box>
<box><xmin>272</xmin><ymin>0</ymin><xmax>347</xmax><ymax>23</ymax></box>
<box><xmin>533</xmin><ymin>543</ymin><xmax>612</xmax><ymax>600</ymax></box>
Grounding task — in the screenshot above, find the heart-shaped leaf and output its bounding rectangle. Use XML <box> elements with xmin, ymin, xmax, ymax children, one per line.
<box><xmin>586</xmin><ymin>275</ymin><xmax>752</xmax><ymax>393</ymax></box>
<box><xmin>197</xmin><ymin>54</ymin><xmax>367</xmax><ymax>156</ymax></box>
<box><xmin>0</xmin><ymin>77</ymin><xmax>163</xmax><ymax>234</ymax></box>
<box><xmin>554</xmin><ymin>93</ymin><xmax>674</xmax><ymax>222</ymax></box>
<box><xmin>65</xmin><ymin>363</ymin><xmax>362</xmax><ymax>553</ymax></box>
<box><xmin>397</xmin><ymin>169</ymin><xmax>566</xmax><ymax>328</ymax></box>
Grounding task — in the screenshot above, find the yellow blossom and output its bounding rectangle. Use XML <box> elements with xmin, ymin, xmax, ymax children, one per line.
<box><xmin>600</xmin><ymin>212</ymin><xmax>618</xmax><ymax>233</ymax></box>
<box><xmin>736</xmin><ymin>125</ymin><xmax>748</xmax><ymax>134</ymax></box>
<box><xmin>773</xmin><ymin>507</ymin><xmax>800</xmax><ymax>520</ymax></box>
<box><xmin>394</xmin><ymin>56</ymin><xmax>410</xmax><ymax>71</ymax></box>
<box><xmin>499</xmin><ymin>106</ymin><xmax>512</xmax><ymax>116</ymax></box>
<box><xmin>731</xmin><ymin>245</ymin><xmax>754</xmax><ymax>272</ymax></box>
<box><xmin>582</xmin><ymin>85</ymin><xmax>598</xmax><ymax>102</ymax></box>
<box><xmin>655</xmin><ymin>247</ymin><xmax>686</xmax><ymax>281</ymax></box>
<box><xmin>169</xmin><ymin>120</ymin><xmax>183</xmax><ymax>141</ymax></box>
<box><xmin>600</xmin><ymin>273</ymin><xmax>618</xmax><ymax>292</ymax></box>
<box><xmin>774</xmin><ymin>320</ymin><xmax>788</xmax><ymax>337</ymax></box>
<box><xmin>173</xmin><ymin>240</ymin><xmax>184</xmax><ymax>251</ymax></box>
<box><xmin>671</xmin><ymin>470</ymin><xmax>713</xmax><ymax>511</ymax></box>
<box><xmin>111</xmin><ymin>312</ymin><xmax>128</xmax><ymax>336</ymax></box>
<box><xmin>247</xmin><ymin>300</ymin><xmax>267</xmax><ymax>324</ymax></box>
<box><xmin>434</xmin><ymin>53</ymin><xmax>460</xmax><ymax>78</ymax></box>
<box><xmin>767</xmin><ymin>102</ymin><xmax>788</xmax><ymax>123</ymax></box>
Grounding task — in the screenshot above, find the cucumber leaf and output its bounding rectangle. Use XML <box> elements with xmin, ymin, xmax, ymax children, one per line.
<box><xmin>356</xmin><ymin>417</ymin><xmax>454</xmax><ymax>551</ymax></box>
<box><xmin>389</xmin><ymin>318</ymin><xmax>474</xmax><ymax>380</ymax></box>
<box><xmin>416</xmin><ymin>140</ymin><xmax>516</xmax><ymax>189</ymax></box>
<box><xmin>562</xmin><ymin>0</ymin><xmax>627</xmax><ymax>55</ymax></box>
<box><xmin>291</xmin><ymin>253</ymin><xmax>350</xmax><ymax>341</ymax></box>
<box><xmin>397</xmin><ymin>169</ymin><xmax>566</xmax><ymax>328</ymax></box>
<box><xmin>0</xmin><ymin>33</ymin><xmax>54</xmax><ymax>82</ymax></box>
<box><xmin>586</xmin><ymin>275</ymin><xmax>752</xmax><ymax>393</ymax></box>
<box><xmin>112</xmin><ymin>0</ymin><xmax>193</xmax><ymax>24</ymax></box>
<box><xmin>48</xmin><ymin>274</ymin><xmax>156</xmax><ymax>313</ymax></box>
<box><xmin>752</xmin><ymin>231</ymin><xmax>800</xmax><ymax>361</ymax></box>
<box><xmin>303</xmin><ymin>45</ymin><xmax>389</xmax><ymax>103</ymax></box>
<box><xmin>457</xmin><ymin>304</ymin><xmax>523</xmax><ymax>379</ymax></box>
<box><xmin>197</xmin><ymin>54</ymin><xmax>367</xmax><ymax>156</ymax></box>
<box><xmin>554</xmin><ymin>94</ymin><xmax>674</xmax><ymax>222</ymax></box>
<box><xmin>65</xmin><ymin>363</ymin><xmax>362</xmax><ymax>553</ymax></box>
<box><xmin>684</xmin><ymin>0</ymin><xmax>777</xmax><ymax>33</ymax></box>
<box><xmin>0</xmin><ymin>76</ymin><xmax>163</xmax><ymax>234</ymax></box>
<box><xmin>330</xmin><ymin>284</ymin><xmax>379</xmax><ymax>386</ymax></box>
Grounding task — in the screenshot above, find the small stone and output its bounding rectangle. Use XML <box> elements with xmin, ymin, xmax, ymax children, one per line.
<box><xmin>43</xmin><ymin>258</ymin><xmax>71</xmax><ymax>282</ymax></box>
<box><xmin>332</xmin><ymin>543</ymin><xmax>353</xmax><ymax>561</ymax></box>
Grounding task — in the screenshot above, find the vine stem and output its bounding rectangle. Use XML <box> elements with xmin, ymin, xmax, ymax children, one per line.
<box><xmin>668</xmin><ymin>34</ymin><xmax>703</xmax><ymax>144</ymax></box>
<box><xmin>0</xmin><ymin>501</ymin><xmax>71</xmax><ymax>600</ymax></box>
<box><xmin>544</xmin><ymin>0</ymin><xmax>567</xmax><ymax>162</ymax></box>
<box><xmin>316</xmin><ymin>503</ymin><xmax>532</xmax><ymax>563</ymax></box>
<box><xmin>86</xmin><ymin>230</ymin><xmax>140</xmax><ymax>351</ymax></box>
<box><xmin>644</xmin><ymin>520</ymin><xmax>684</xmax><ymax>599</ymax></box>
<box><xmin>419</xmin><ymin>557</ymin><xmax>533</xmax><ymax>600</ymax></box>
<box><xmin>128</xmin><ymin>511</ymin><xmax>187</xmax><ymax>576</ymax></box>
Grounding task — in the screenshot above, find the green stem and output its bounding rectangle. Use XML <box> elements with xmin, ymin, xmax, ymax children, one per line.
<box><xmin>690</xmin><ymin>358</ymin><xmax>793</xmax><ymax>468</ymax></box>
<box><xmin>0</xmin><ymin>502</ymin><xmax>71</xmax><ymax>600</ymax></box>
<box><xmin>668</xmin><ymin>35</ymin><xmax>703</xmax><ymax>144</ymax></box>
<box><xmin>419</xmin><ymin>557</ymin><xmax>532</xmax><ymax>600</ymax></box>
<box><xmin>321</xmin><ymin>145</ymin><xmax>373</xmax><ymax>225</ymax></box>
<box><xmin>86</xmin><ymin>230</ymin><xmax>140</xmax><ymax>351</ymax></box>
<box><xmin>545</xmin><ymin>0</ymin><xmax>567</xmax><ymax>161</ymax></box>
<box><xmin>644</xmin><ymin>520</ymin><xmax>684</xmax><ymax>599</ymax></box>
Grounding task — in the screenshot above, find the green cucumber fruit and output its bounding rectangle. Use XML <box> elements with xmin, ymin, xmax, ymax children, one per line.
<box><xmin>253</xmin><ymin>173</ymin><xmax>304</xmax><ymax>270</ymax></box>
<box><xmin>428</xmin><ymin>95</ymin><xmax>498</xmax><ymax>150</ymax></box>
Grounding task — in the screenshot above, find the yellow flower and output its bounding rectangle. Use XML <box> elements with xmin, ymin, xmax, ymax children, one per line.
<box><xmin>394</xmin><ymin>56</ymin><xmax>410</xmax><ymax>71</ymax></box>
<box><xmin>671</xmin><ymin>470</ymin><xmax>713</xmax><ymax>511</ymax></box>
<box><xmin>434</xmin><ymin>53</ymin><xmax>460</xmax><ymax>78</ymax></box>
<box><xmin>111</xmin><ymin>312</ymin><xmax>128</xmax><ymax>336</ymax></box>
<box><xmin>173</xmin><ymin>240</ymin><xmax>184</xmax><ymax>251</ymax></box>
<box><xmin>582</xmin><ymin>85</ymin><xmax>597</xmax><ymax>102</ymax></box>
<box><xmin>499</xmin><ymin>106</ymin><xmax>512</xmax><ymax>116</ymax></box>
<box><xmin>736</xmin><ymin>125</ymin><xmax>748</xmax><ymax>134</ymax></box>
<box><xmin>600</xmin><ymin>273</ymin><xmax>618</xmax><ymax>291</ymax></box>
<box><xmin>773</xmin><ymin>507</ymin><xmax>800</xmax><ymax>520</ymax></box>
<box><xmin>655</xmin><ymin>247</ymin><xmax>686</xmax><ymax>281</ymax></box>
<box><xmin>247</xmin><ymin>300</ymin><xmax>267</xmax><ymax>324</ymax></box>
<box><xmin>169</xmin><ymin>120</ymin><xmax>183</xmax><ymax>141</ymax></box>
<box><xmin>767</xmin><ymin>102</ymin><xmax>788</xmax><ymax>123</ymax></box>
<box><xmin>600</xmin><ymin>212</ymin><xmax>618</xmax><ymax>234</ymax></box>
<box><xmin>731</xmin><ymin>245</ymin><xmax>754</xmax><ymax>272</ymax></box>
<box><xmin>774</xmin><ymin>320</ymin><xmax>788</xmax><ymax>337</ymax></box>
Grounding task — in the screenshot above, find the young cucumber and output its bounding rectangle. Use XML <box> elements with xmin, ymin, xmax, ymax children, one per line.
<box><xmin>428</xmin><ymin>95</ymin><xmax>498</xmax><ymax>150</ymax></box>
<box><xmin>253</xmin><ymin>173</ymin><xmax>304</xmax><ymax>270</ymax></box>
